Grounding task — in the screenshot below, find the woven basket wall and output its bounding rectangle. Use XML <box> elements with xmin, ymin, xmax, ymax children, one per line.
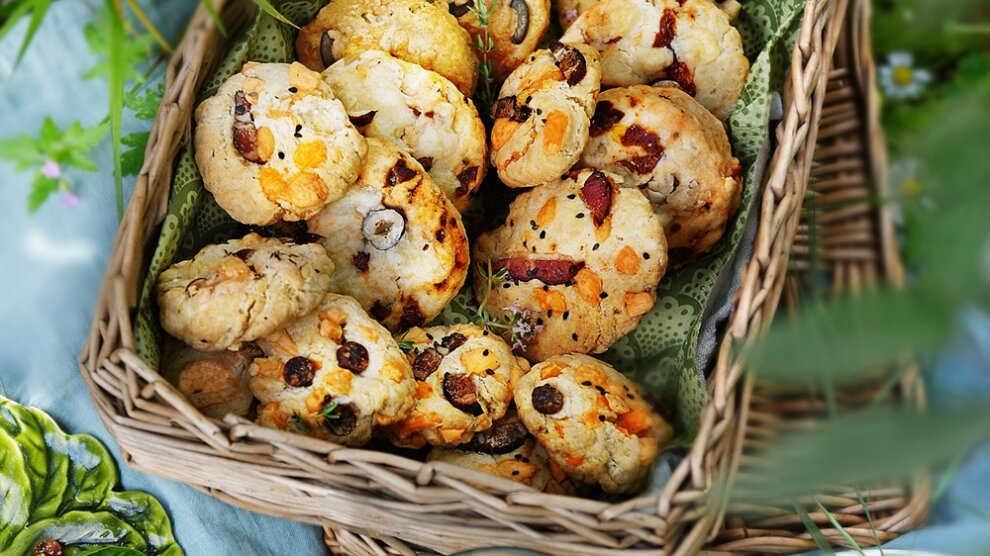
<box><xmin>706</xmin><ymin>0</ymin><xmax>930</xmax><ymax>553</ymax></box>
<box><xmin>80</xmin><ymin>0</ymin><xmax>854</xmax><ymax>554</ymax></box>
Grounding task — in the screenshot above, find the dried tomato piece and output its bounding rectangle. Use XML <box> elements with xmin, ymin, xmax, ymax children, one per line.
<box><xmin>494</xmin><ymin>258</ymin><xmax>584</xmax><ymax>286</ymax></box>
<box><xmin>461</xmin><ymin>416</ymin><xmax>529</xmax><ymax>454</ymax></box>
<box><xmin>550</xmin><ymin>41</ymin><xmax>588</xmax><ymax>86</ymax></box>
<box><xmin>413</xmin><ymin>348</ymin><xmax>444</xmax><ymax>381</ymax></box>
<box><xmin>232</xmin><ymin>91</ymin><xmax>263</xmax><ymax>163</ymax></box>
<box><xmin>443</xmin><ymin>373</ymin><xmax>483</xmax><ymax>415</ymax></box>
<box><xmin>579</xmin><ymin>170</ymin><xmax>613</xmax><ymax>226</ymax></box>
<box><xmin>589</xmin><ymin>100</ymin><xmax>625</xmax><ymax>137</ymax></box>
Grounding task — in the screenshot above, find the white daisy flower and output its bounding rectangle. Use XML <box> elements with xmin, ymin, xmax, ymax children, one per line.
<box><xmin>879</xmin><ymin>52</ymin><xmax>933</xmax><ymax>100</ymax></box>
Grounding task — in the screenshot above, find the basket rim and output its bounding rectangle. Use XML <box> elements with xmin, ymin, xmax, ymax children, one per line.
<box><xmin>78</xmin><ymin>0</ymin><xmax>852</xmax><ymax>553</ymax></box>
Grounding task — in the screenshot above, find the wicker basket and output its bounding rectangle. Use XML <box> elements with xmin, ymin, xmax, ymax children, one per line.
<box><xmin>80</xmin><ymin>0</ymin><xmax>853</xmax><ymax>554</ymax></box>
<box><xmin>705</xmin><ymin>0</ymin><xmax>930</xmax><ymax>553</ymax></box>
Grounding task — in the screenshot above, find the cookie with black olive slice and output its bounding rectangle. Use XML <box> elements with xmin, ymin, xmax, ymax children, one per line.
<box><xmin>297</xmin><ymin>0</ymin><xmax>478</xmax><ymax>96</ymax></box>
<box><xmin>427</xmin><ymin>413</ymin><xmax>576</xmax><ymax>493</ymax></box>
<box><xmin>194</xmin><ymin>62</ymin><xmax>367</xmax><ymax>225</ymax></box>
<box><xmin>160</xmin><ymin>337</ymin><xmax>261</xmax><ymax>419</ymax></box>
<box><xmin>156</xmin><ymin>233</ymin><xmax>334</xmax><ymax>352</ymax></box>
<box><xmin>444</xmin><ymin>0</ymin><xmax>551</xmax><ymax>81</ymax></box>
<box><xmin>581</xmin><ymin>85</ymin><xmax>742</xmax><ymax>263</ymax></box>
<box><xmin>472</xmin><ymin>169</ymin><xmax>666</xmax><ymax>361</ymax></box>
<box><xmin>514</xmin><ymin>353</ymin><xmax>673</xmax><ymax>493</ymax></box>
<box><xmin>561</xmin><ymin>0</ymin><xmax>748</xmax><ymax>119</ymax></box>
<box><xmin>307</xmin><ymin>139</ymin><xmax>470</xmax><ymax>332</ymax></box>
<box><xmin>248</xmin><ymin>293</ymin><xmax>415</xmax><ymax>446</ymax></box>
<box><xmin>490</xmin><ymin>42</ymin><xmax>602</xmax><ymax>188</ymax></box>
<box><xmin>322</xmin><ymin>50</ymin><xmax>487</xmax><ymax>211</ymax></box>
<box><xmin>386</xmin><ymin>324</ymin><xmax>525</xmax><ymax>448</ymax></box>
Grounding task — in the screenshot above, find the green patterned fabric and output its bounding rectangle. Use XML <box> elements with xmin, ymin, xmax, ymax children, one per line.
<box><xmin>134</xmin><ymin>0</ymin><xmax>806</xmax><ymax>441</ymax></box>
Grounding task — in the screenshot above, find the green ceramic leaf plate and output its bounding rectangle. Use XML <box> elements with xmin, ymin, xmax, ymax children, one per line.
<box><xmin>0</xmin><ymin>399</ymin><xmax>68</xmax><ymax>521</ymax></box>
<box><xmin>50</xmin><ymin>430</ymin><xmax>118</xmax><ymax>514</ymax></box>
<box><xmin>131</xmin><ymin>0</ymin><xmax>810</xmax><ymax>445</ymax></box>
<box><xmin>6</xmin><ymin>511</ymin><xmax>147</xmax><ymax>556</ymax></box>
<box><xmin>105</xmin><ymin>491</ymin><xmax>182</xmax><ymax>555</ymax></box>
<box><xmin>0</xmin><ymin>423</ymin><xmax>31</xmax><ymax>550</ymax></box>
<box><xmin>26</xmin><ymin>407</ymin><xmax>73</xmax><ymax>518</ymax></box>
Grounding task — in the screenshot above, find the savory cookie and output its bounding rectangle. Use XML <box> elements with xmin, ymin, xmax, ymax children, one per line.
<box><xmin>514</xmin><ymin>353</ymin><xmax>673</xmax><ymax>493</ymax></box>
<box><xmin>445</xmin><ymin>0</ymin><xmax>551</xmax><ymax>80</ymax></box>
<box><xmin>387</xmin><ymin>324</ymin><xmax>524</xmax><ymax>448</ymax></box>
<box><xmin>194</xmin><ymin>62</ymin><xmax>367</xmax><ymax>225</ymax></box>
<box><xmin>556</xmin><ymin>0</ymin><xmax>742</xmax><ymax>30</ymax></box>
<box><xmin>307</xmin><ymin>139</ymin><xmax>470</xmax><ymax>332</ymax></box>
<box><xmin>322</xmin><ymin>50</ymin><xmax>487</xmax><ymax>211</ymax></box>
<box><xmin>561</xmin><ymin>0</ymin><xmax>749</xmax><ymax>119</ymax></box>
<box><xmin>472</xmin><ymin>169</ymin><xmax>667</xmax><ymax>361</ymax></box>
<box><xmin>156</xmin><ymin>233</ymin><xmax>334</xmax><ymax>352</ymax></box>
<box><xmin>297</xmin><ymin>0</ymin><xmax>478</xmax><ymax>96</ymax></box>
<box><xmin>427</xmin><ymin>413</ymin><xmax>575</xmax><ymax>493</ymax></box>
<box><xmin>248</xmin><ymin>293</ymin><xmax>416</xmax><ymax>446</ymax></box>
<box><xmin>490</xmin><ymin>42</ymin><xmax>602</xmax><ymax>188</ymax></box>
<box><xmin>160</xmin><ymin>337</ymin><xmax>260</xmax><ymax>419</ymax></box>
<box><xmin>580</xmin><ymin>85</ymin><xmax>742</xmax><ymax>263</ymax></box>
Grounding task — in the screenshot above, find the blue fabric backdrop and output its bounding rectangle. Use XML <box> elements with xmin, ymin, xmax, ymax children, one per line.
<box><xmin>0</xmin><ymin>2</ymin><xmax>987</xmax><ymax>556</ymax></box>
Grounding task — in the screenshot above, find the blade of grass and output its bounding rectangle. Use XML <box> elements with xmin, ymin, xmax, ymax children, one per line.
<box><xmin>123</xmin><ymin>0</ymin><xmax>172</xmax><ymax>52</ymax></box>
<box><xmin>106</xmin><ymin>0</ymin><xmax>126</xmax><ymax>218</ymax></box>
<box><xmin>201</xmin><ymin>0</ymin><xmax>226</xmax><ymax>36</ymax></box>
<box><xmin>14</xmin><ymin>0</ymin><xmax>52</xmax><ymax>65</ymax></box>
<box><xmin>856</xmin><ymin>488</ymin><xmax>884</xmax><ymax>554</ymax></box>
<box><xmin>0</xmin><ymin>1</ymin><xmax>33</xmax><ymax>43</ymax></box>
<box><xmin>251</xmin><ymin>0</ymin><xmax>297</xmax><ymax>28</ymax></box>
<box><xmin>793</xmin><ymin>503</ymin><xmax>835</xmax><ymax>555</ymax></box>
<box><xmin>815</xmin><ymin>499</ymin><xmax>865</xmax><ymax>554</ymax></box>
<box><xmin>932</xmin><ymin>449</ymin><xmax>968</xmax><ymax>503</ymax></box>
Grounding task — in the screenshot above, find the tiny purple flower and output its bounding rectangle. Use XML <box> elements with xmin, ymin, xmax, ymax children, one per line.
<box><xmin>40</xmin><ymin>160</ymin><xmax>62</xmax><ymax>179</ymax></box>
<box><xmin>61</xmin><ymin>191</ymin><xmax>80</xmax><ymax>206</ymax></box>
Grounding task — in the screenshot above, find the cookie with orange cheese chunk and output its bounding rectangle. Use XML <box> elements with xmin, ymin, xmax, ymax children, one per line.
<box><xmin>386</xmin><ymin>324</ymin><xmax>525</xmax><ymax>448</ymax></box>
<box><xmin>472</xmin><ymin>169</ymin><xmax>666</xmax><ymax>361</ymax></box>
<box><xmin>514</xmin><ymin>353</ymin><xmax>673</xmax><ymax>493</ymax></box>
<box><xmin>489</xmin><ymin>42</ymin><xmax>601</xmax><ymax>188</ymax></box>
<box><xmin>194</xmin><ymin>61</ymin><xmax>367</xmax><ymax>225</ymax></box>
<box><xmin>248</xmin><ymin>293</ymin><xmax>415</xmax><ymax>446</ymax></box>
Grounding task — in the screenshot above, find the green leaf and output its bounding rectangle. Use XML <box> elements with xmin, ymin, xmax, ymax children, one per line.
<box><xmin>106</xmin><ymin>0</ymin><xmax>127</xmax><ymax>219</ymax></box>
<box><xmin>83</xmin><ymin>13</ymin><xmax>154</xmax><ymax>84</ymax></box>
<box><xmin>250</xmin><ymin>0</ymin><xmax>298</xmax><ymax>28</ymax></box>
<box><xmin>73</xmin><ymin>547</ymin><xmax>147</xmax><ymax>556</ymax></box>
<box><xmin>793</xmin><ymin>504</ymin><xmax>834</xmax><ymax>555</ymax></box>
<box><xmin>121</xmin><ymin>132</ymin><xmax>150</xmax><ymax>176</ymax></box>
<box><xmin>816</xmin><ymin>500</ymin><xmax>864</xmax><ymax>554</ymax></box>
<box><xmin>124</xmin><ymin>83</ymin><xmax>164</xmax><ymax>120</ymax></box>
<box><xmin>743</xmin><ymin>288</ymin><xmax>953</xmax><ymax>384</ymax></box>
<box><xmin>28</xmin><ymin>175</ymin><xmax>59</xmax><ymax>213</ymax></box>
<box><xmin>731</xmin><ymin>405</ymin><xmax>990</xmax><ymax>503</ymax></box>
<box><xmin>0</xmin><ymin>136</ymin><xmax>43</xmax><ymax>171</ymax></box>
<box><xmin>38</xmin><ymin>116</ymin><xmax>60</xmax><ymax>145</ymax></box>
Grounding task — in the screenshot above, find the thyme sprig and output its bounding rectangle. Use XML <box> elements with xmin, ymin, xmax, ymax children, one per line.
<box><xmin>467</xmin><ymin>0</ymin><xmax>498</xmax><ymax>111</ymax></box>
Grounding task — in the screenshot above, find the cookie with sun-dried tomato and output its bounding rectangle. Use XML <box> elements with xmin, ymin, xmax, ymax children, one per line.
<box><xmin>514</xmin><ymin>353</ymin><xmax>673</xmax><ymax>493</ymax></box>
<box><xmin>472</xmin><ymin>169</ymin><xmax>667</xmax><ymax>361</ymax></box>
<box><xmin>580</xmin><ymin>85</ymin><xmax>742</xmax><ymax>263</ymax></box>
<box><xmin>156</xmin><ymin>233</ymin><xmax>334</xmax><ymax>352</ymax></box>
<box><xmin>386</xmin><ymin>324</ymin><xmax>525</xmax><ymax>448</ymax></box>
<box><xmin>556</xmin><ymin>0</ymin><xmax>742</xmax><ymax>31</ymax></box>
<box><xmin>296</xmin><ymin>0</ymin><xmax>478</xmax><ymax>96</ymax></box>
<box><xmin>322</xmin><ymin>50</ymin><xmax>487</xmax><ymax>211</ymax></box>
<box><xmin>248</xmin><ymin>293</ymin><xmax>415</xmax><ymax>446</ymax></box>
<box><xmin>490</xmin><ymin>42</ymin><xmax>602</xmax><ymax>188</ymax></box>
<box><xmin>560</xmin><ymin>0</ymin><xmax>748</xmax><ymax>119</ymax></box>
<box><xmin>193</xmin><ymin>62</ymin><xmax>367</xmax><ymax>225</ymax></box>
<box><xmin>307</xmin><ymin>139</ymin><xmax>470</xmax><ymax>332</ymax></box>
<box><xmin>444</xmin><ymin>0</ymin><xmax>551</xmax><ymax>81</ymax></box>
<box><xmin>427</xmin><ymin>412</ymin><xmax>577</xmax><ymax>494</ymax></box>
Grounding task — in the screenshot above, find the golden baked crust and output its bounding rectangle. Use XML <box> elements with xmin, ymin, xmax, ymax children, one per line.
<box><xmin>490</xmin><ymin>42</ymin><xmax>602</xmax><ymax>188</ymax></box>
<box><xmin>194</xmin><ymin>62</ymin><xmax>366</xmax><ymax>225</ymax></box>
<box><xmin>307</xmin><ymin>139</ymin><xmax>470</xmax><ymax>332</ymax></box>
<box><xmin>561</xmin><ymin>0</ymin><xmax>749</xmax><ymax>119</ymax></box>
<box><xmin>580</xmin><ymin>85</ymin><xmax>742</xmax><ymax>263</ymax></box>
<box><xmin>514</xmin><ymin>353</ymin><xmax>673</xmax><ymax>493</ymax></box>
<box><xmin>297</xmin><ymin>0</ymin><xmax>478</xmax><ymax>96</ymax></box>
<box><xmin>386</xmin><ymin>324</ymin><xmax>524</xmax><ymax>448</ymax></box>
<box><xmin>473</xmin><ymin>169</ymin><xmax>667</xmax><ymax>361</ymax></box>
<box><xmin>249</xmin><ymin>293</ymin><xmax>416</xmax><ymax>447</ymax></box>
<box><xmin>444</xmin><ymin>0</ymin><xmax>551</xmax><ymax>80</ymax></box>
<box><xmin>160</xmin><ymin>337</ymin><xmax>259</xmax><ymax>419</ymax></box>
<box><xmin>322</xmin><ymin>50</ymin><xmax>487</xmax><ymax>211</ymax></box>
<box><xmin>156</xmin><ymin>233</ymin><xmax>334</xmax><ymax>352</ymax></box>
<box><xmin>427</xmin><ymin>413</ymin><xmax>576</xmax><ymax>494</ymax></box>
